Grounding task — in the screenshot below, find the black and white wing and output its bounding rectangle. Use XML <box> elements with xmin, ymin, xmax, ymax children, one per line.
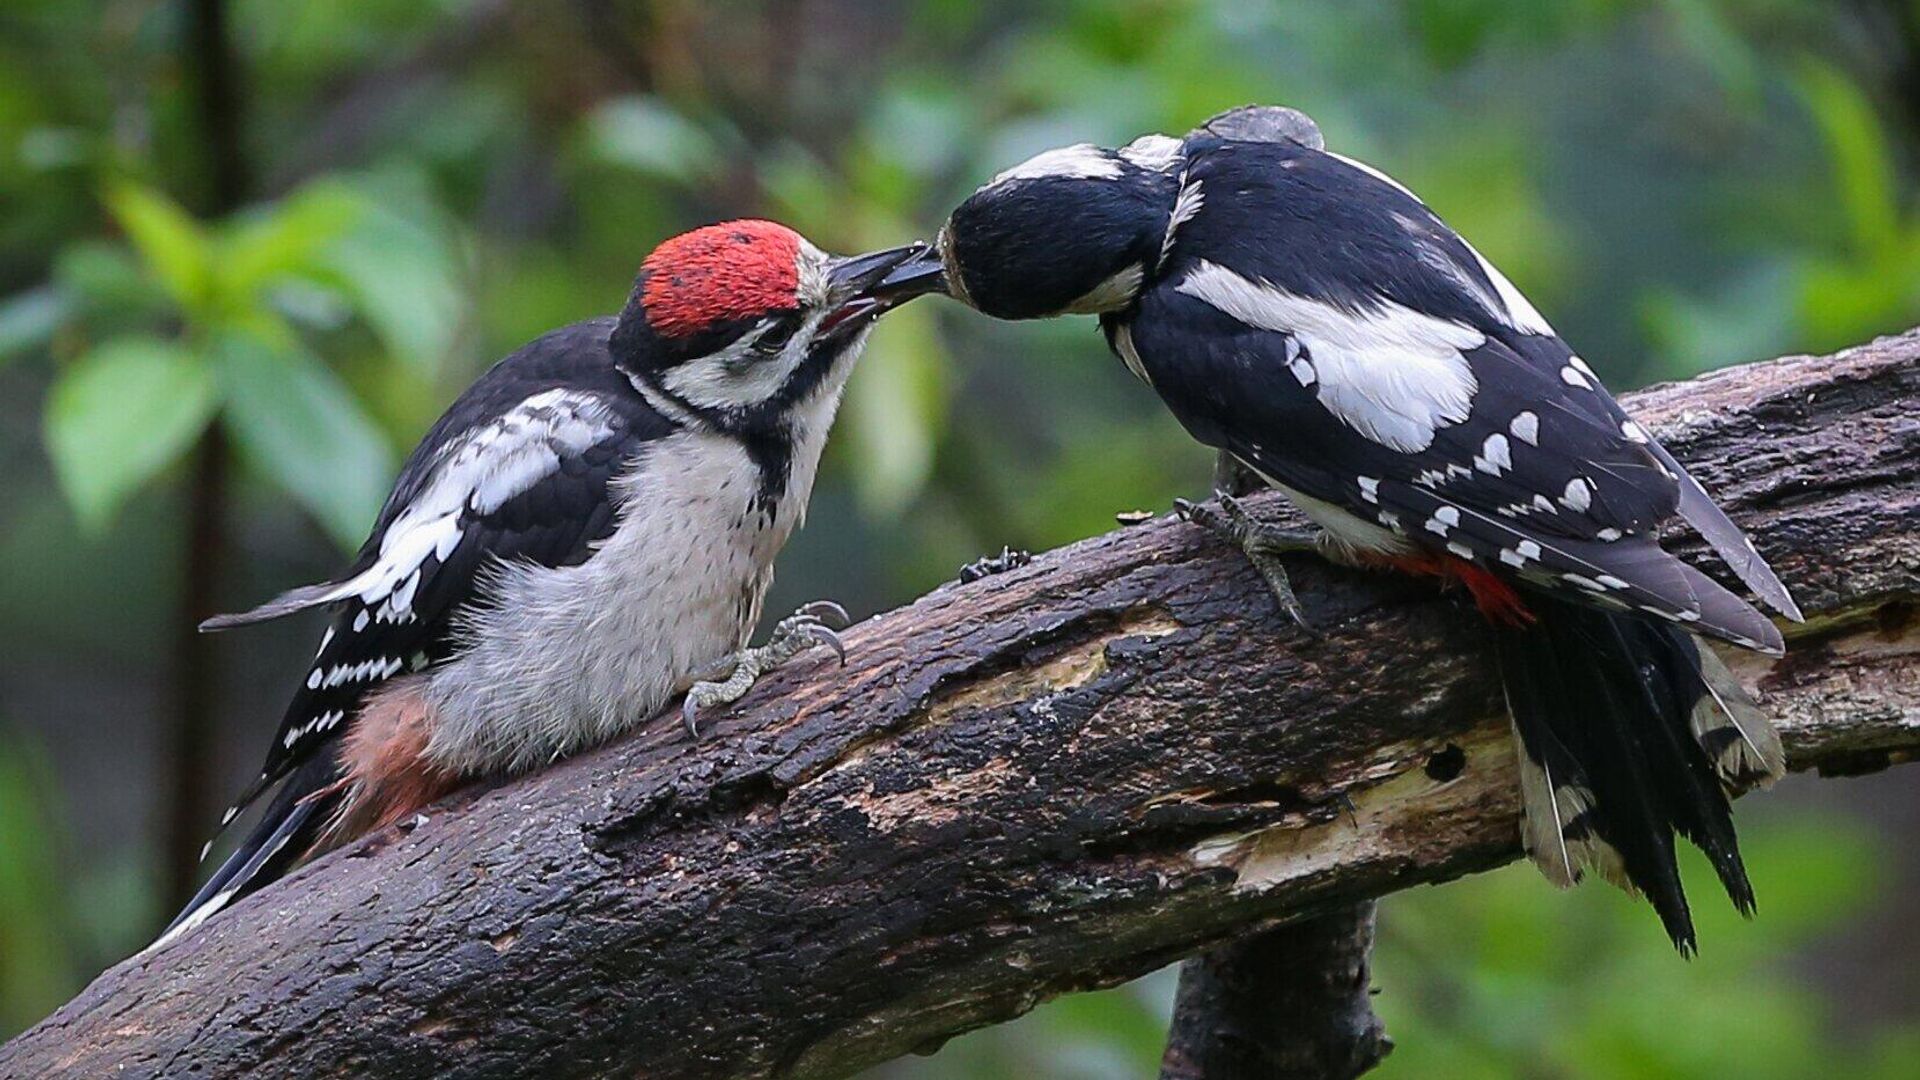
<box><xmin>206</xmin><ymin>319</ymin><xmax>669</xmax><ymax>822</ymax></box>
<box><xmin>1128</xmin><ymin>136</ymin><xmax>1795</xmax><ymax>651</ymax></box>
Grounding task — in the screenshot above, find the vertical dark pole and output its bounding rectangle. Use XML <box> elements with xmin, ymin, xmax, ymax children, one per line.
<box><xmin>1160</xmin><ymin>455</ymin><xmax>1393</xmax><ymax>1080</ymax></box>
<box><xmin>162</xmin><ymin>0</ymin><xmax>246</xmax><ymax>915</ymax></box>
<box><xmin>1159</xmin><ymin>907</ymin><xmax>1391</xmax><ymax>1080</ymax></box>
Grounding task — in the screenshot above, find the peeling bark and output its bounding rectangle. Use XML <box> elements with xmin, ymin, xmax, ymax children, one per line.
<box><xmin>4</xmin><ymin>332</ymin><xmax>1918</xmax><ymax>1079</ymax></box>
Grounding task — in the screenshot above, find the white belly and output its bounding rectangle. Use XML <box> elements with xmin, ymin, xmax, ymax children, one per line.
<box><xmin>420</xmin><ymin>429</ymin><xmax>810</xmax><ymax>775</ymax></box>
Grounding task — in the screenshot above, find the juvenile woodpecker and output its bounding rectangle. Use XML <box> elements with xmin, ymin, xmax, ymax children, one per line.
<box><xmin>886</xmin><ymin>107</ymin><xmax>1801</xmax><ymax>950</ymax></box>
<box><xmin>159</xmin><ymin>221</ymin><xmax>926</xmax><ymax>947</ymax></box>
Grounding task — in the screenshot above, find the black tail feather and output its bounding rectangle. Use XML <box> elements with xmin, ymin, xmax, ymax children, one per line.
<box><xmin>152</xmin><ymin>757</ymin><xmax>341</xmax><ymax>949</ymax></box>
<box><xmin>1496</xmin><ymin>594</ymin><xmax>1766</xmax><ymax>952</ymax></box>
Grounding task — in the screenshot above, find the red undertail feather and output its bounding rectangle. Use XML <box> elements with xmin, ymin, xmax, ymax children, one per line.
<box><xmin>319</xmin><ymin>677</ymin><xmax>460</xmax><ymax>848</ymax></box>
<box><xmin>1381</xmin><ymin>553</ymin><xmax>1536</xmax><ymax>627</ymax></box>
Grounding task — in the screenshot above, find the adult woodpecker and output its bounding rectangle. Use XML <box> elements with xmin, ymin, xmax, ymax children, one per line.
<box><xmin>158</xmin><ymin>221</ymin><xmax>927</xmax><ymax>948</ymax></box>
<box><xmin>884</xmin><ymin>107</ymin><xmax>1801</xmax><ymax>950</ymax></box>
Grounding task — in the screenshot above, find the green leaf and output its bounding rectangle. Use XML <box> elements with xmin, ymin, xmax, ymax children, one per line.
<box><xmin>102</xmin><ymin>181</ymin><xmax>212</xmax><ymax>313</ymax></box>
<box><xmin>0</xmin><ymin>287</ymin><xmax>68</xmax><ymax>366</ymax></box>
<box><xmin>1796</xmin><ymin>60</ymin><xmax>1899</xmax><ymax>259</ymax></box>
<box><xmin>217</xmin><ymin>181</ymin><xmax>366</xmax><ymax>297</ymax></box>
<box><xmin>316</xmin><ymin>172</ymin><xmax>464</xmax><ymax>378</ymax></box>
<box><xmin>213</xmin><ymin>334</ymin><xmax>393</xmax><ymax>550</ymax></box>
<box><xmin>585</xmin><ymin>95</ymin><xmax>723</xmax><ymax>185</ymax></box>
<box><xmin>44</xmin><ymin>337</ymin><xmax>217</xmax><ymax>531</ymax></box>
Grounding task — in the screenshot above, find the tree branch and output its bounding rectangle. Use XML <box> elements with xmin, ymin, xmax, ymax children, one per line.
<box><xmin>6</xmin><ymin>331</ymin><xmax>1918</xmax><ymax>1078</ymax></box>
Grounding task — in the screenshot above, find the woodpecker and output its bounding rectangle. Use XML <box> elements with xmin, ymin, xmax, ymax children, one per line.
<box><xmin>157</xmin><ymin>221</ymin><xmax>927</xmax><ymax>948</ymax></box>
<box><xmin>886</xmin><ymin>107</ymin><xmax>1802</xmax><ymax>950</ymax></box>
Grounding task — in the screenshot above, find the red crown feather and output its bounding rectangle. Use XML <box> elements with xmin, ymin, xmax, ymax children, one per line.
<box><xmin>640</xmin><ymin>220</ymin><xmax>803</xmax><ymax>339</ymax></box>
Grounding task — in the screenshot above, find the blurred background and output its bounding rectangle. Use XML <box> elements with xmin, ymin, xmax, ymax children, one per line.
<box><xmin>1</xmin><ymin>0</ymin><xmax>1916</xmax><ymax>1074</ymax></box>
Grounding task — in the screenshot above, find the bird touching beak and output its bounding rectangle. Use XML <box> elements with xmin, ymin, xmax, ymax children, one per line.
<box><xmin>819</xmin><ymin>242</ymin><xmax>941</xmax><ymax>340</ymax></box>
<box><xmin>868</xmin><ymin>243</ymin><xmax>948</xmax><ymax>302</ymax></box>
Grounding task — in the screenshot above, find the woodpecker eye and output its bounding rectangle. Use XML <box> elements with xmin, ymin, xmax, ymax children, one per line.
<box><xmin>754</xmin><ymin>317</ymin><xmax>799</xmax><ymax>354</ymax></box>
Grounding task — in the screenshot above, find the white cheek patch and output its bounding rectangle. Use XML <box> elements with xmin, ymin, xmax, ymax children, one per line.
<box><xmin>1176</xmin><ymin>261</ymin><xmax>1482</xmax><ymax>453</ymax></box>
<box><xmin>987</xmin><ymin>143</ymin><xmax>1122</xmax><ymax>187</ymax></box>
<box><xmin>661</xmin><ymin>317</ymin><xmax>821</xmax><ymax>412</ymax></box>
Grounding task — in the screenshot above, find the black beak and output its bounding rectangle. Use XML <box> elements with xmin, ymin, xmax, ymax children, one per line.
<box><xmin>826</xmin><ymin>243</ymin><xmax>931</xmax><ymax>303</ymax></box>
<box><xmin>868</xmin><ymin>243</ymin><xmax>948</xmax><ymax>301</ymax></box>
<box><xmin>819</xmin><ymin>242</ymin><xmax>940</xmax><ymax>340</ymax></box>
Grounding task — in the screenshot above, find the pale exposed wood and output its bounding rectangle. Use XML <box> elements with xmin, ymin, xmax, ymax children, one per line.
<box><xmin>4</xmin><ymin>332</ymin><xmax>1917</xmax><ymax>1079</ymax></box>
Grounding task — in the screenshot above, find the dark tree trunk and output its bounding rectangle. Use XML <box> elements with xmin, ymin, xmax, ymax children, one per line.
<box><xmin>1160</xmin><ymin>905</ymin><xmax>1390</xmax><ymax>1080</ymax></box>
<box><xmin>162</xmin><ymin>0</ymin><xmax>249</xmax><ymax>914</ymax></box>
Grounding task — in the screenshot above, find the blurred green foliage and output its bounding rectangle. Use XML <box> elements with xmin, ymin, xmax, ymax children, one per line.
<box><xmin>0</xmin><ymin>0</ymin><xmax>1916</xmax><ymax>1071</ymax></box>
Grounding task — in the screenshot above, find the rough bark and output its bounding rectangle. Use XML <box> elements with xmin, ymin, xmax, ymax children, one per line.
<box><xmin>5</xmin><ymin>332</ymin><xmax>1918</xmax><ymax>1079</ymax></box>
<box><xmin>1160</xmin><ymin>459</ymin><xmax>1391</xmax><ymax>1080</ymax></box>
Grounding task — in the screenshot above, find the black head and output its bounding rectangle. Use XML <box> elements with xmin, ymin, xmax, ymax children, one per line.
<box><xmin>609</xmin><ymin>220</ymin><xmax>926</xmax><ymax>430</ymax></box>
<box><xmin>915</xmin><ymin>138</ymin><xmax>1184</xmax><ymax>320</ymax></box>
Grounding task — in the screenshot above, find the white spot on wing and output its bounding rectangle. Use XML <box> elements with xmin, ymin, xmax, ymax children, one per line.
<box><xmin>1357</xmin><ymin>476</ymin><xmax>1380</xmax><ymax>504</ymax></box>
<box><xmin>1475</xmin><ymin>432</ymin><xmax>1512</xmax><ymax>476</ymax></box>
<box><xmin>1510</xmin><ymin>410</ymin><xmax>1539</xmax><ymax>446</ymax></box>
<box><xmin>1176</xmin><ymin>261</ymin><xmax>1482</xmax><ymax>452</ymax></box>
<box><xmin>1560</xmin><ymin>477</ymin><xmax>1593</xmax><ymax>513</ymax></box>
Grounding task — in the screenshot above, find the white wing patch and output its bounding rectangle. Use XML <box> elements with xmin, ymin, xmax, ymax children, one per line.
<box><xmin>318</xmin><ymin>389</ymin><xmax>617</xmax><ymax>625</ymax></box>
<box><xmin>988</xmin><ymin>143</ymin><xmax>1122</xmax><ymax>186</ymax></box>
<box><xmin>1176</xmin><ymin>260</ymin><xmax>1482</xmax><ymax>452</ymax></box>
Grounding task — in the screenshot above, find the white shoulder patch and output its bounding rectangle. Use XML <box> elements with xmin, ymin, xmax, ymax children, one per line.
<box><xmin>321</xmin><ymin>389</ymin><xmax>618</xmax><ymax>624</ymax></box>
<box><xmin>987</xmin><ymin>143</ymin><xmax>1122</xmax><ymax>187</ymax></box>
<box><xmin>1118</xmin><ymin>133</ymin><xmax>1182</xmax><ymax>172</ymax></box>
<box><xmin>1175</xmin><ymin>261</ymin><xmax>1482</xmax><ymax>453</ymax></box>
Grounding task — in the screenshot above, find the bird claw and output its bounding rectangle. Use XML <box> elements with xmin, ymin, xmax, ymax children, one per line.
<box><xmin>681</xmin><ymin>600</ymin><xmax>853</xmax><ymax>738</ymax></box>
<box><xmin>1176</xmin><ymin>494</ymin><xmax>1322</xmax><ymax>633</ymax></box>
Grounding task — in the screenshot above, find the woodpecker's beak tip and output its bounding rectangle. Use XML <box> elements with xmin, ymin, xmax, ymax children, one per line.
<box><xmin>869</xmin><ymin>244</ymin><xmax>948</xmax><ymax>302</ymax></box>
<box><xmin>828</xmin><ymin>243</ymin><xmax>947</xmax><ymax>305</ymax></box>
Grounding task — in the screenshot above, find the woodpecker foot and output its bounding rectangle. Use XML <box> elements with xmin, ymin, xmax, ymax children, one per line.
<box><xmin>959</xmin><ymin>546</ymin><xmax>1032</xmax><ymax>583</ymax></box>
<box><xmin>682</xmin><ymin>601</ymin><xmax>850</xmax><ymax>738</ymax></box>
<box><xmin>1175</xmin><ymin>495</ymin><xmax>1321</xmax><ymax>632</ymax></box>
